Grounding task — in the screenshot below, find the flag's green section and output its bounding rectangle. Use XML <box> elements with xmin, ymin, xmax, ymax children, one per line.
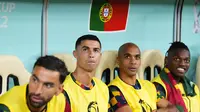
<box><xmin>90</xmin><ymin>0</ymin><xmax>107</xmax><ymax>31</ymax></box>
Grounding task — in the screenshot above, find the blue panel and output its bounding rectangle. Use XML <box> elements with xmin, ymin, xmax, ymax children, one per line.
<box><xmin>0</xmin><ymin>0</ymin><xmax>42</xmax><ymax>72</ymax></box>
<box><xmin>48</xmin><ymin>0</ymin><xmax>174</xmax><ymax>55</ymax></box>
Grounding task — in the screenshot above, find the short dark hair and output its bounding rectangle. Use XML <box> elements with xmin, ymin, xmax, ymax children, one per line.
<box><xmin>75</xmin><ymin>34</ymin><xmax>101</xmax><ymax>49</ymax></box>
<box><xmin>166</xmin><ymin>41</ymin><xmax>190</xmax><ymax>56</ymax></box>
<box><xmin>33</xmin><ymin>55</ymin><xmax>69</xmax><ymax>83</ymax></box>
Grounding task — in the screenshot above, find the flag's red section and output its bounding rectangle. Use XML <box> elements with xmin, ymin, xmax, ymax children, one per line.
<box><xmin>104</xmin><ymin>0</ymin><xmax>130</xmax><ymax>31</ymax></box>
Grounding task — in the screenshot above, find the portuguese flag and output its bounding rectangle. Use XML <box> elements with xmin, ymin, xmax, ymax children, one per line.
<box><xmin>89</xmin><ymin>0</ymin><xmax>130</xmax><ymax>32</ymax></box>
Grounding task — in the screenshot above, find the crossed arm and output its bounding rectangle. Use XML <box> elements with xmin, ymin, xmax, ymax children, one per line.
<box><xmin>154</xmin><ymin>82</ymin><xmax>180</xmax><ymax>112</ymax></box>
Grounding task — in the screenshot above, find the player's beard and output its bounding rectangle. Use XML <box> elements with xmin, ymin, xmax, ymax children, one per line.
<box><xmin>28</xmin><ymin>93</ymin><xmax>50</xmax><ymax>108</ymax></box>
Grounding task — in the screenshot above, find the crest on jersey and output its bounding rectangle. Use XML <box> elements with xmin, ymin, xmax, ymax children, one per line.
<box><xmin>87</xmin><ymin>101</ymin><xmax>99</xmax><ymax>112</ymax></box>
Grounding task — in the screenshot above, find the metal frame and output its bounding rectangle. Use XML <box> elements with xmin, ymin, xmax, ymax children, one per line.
<box><xmin>41</xmin><ymin>0</ymin><xmax>49</xmax><ymax>56</ymax></box>
<box><xmin>173</xmin><ymin>0</ymin><xmax>184</xmax><ymax>42</ymax></box>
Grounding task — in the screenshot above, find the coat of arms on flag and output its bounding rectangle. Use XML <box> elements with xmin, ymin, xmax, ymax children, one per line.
<box><xmin>89</xmin><ymin>0</ymin><xmax>130</xmax><ymax>32</ymax></box>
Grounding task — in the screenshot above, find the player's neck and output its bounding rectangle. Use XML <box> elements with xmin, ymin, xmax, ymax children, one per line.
<box><xmin>73</xmin><ymin>68</ymin><xmax>94</xmax><ymax>87</ymax></box>
<box><xmin>119</xmin><ymin>73</ymin><xmax>137</xmax><ymax>86</ymax></box>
